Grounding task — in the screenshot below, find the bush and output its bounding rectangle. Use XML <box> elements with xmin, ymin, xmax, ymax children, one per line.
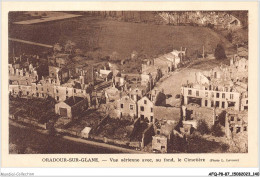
<box><xmin>207</xmin><ymin>23</ymin><xmax>214</xmax><ymax>29</ymax></box>
<box><xmin>226</xmin><ymin>32</ymin><xmax>233</xmax><ymax>43</ymax></box>
<box><xmin>214</xmin><ymin>44</ymin><xmax>227</xmax><ymax>60</ymax></box>
<box><xmin>196</xmin><ymin>119</ymin><xmax>210</xmax><ymax>135</ymax></box>
<box><xmin>211</xmin><ymin>123</ymin><xmax>225</xmax><ymax>137</ymax></box>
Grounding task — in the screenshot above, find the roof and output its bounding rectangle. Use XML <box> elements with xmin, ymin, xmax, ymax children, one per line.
<box><xmin>238</xmin><ymin>51</ymin><xmax>248</xmax><ymax>57</ymax></box>
<box><xmin>226</xmin><ymin>109</ymin><xmax>248</xmax><ymax>116</ymax></box>
<box><xmin>138</xmin><ymin>96</ymin><xmax>153</xmax><ymax>104</ymax></box>
<box><xmin>64</xmin><ymin>96</ymin><xmax>85</xmax><ymax>107</ymax></box>
<box><xmin>171</xmin><ymin>50</ymin><xmax>184</xmax><ymax>56</ymax></box>
<box><xmin>108</xmin><ymin>62</ymin><xmax>119</xmax><ymax>70</ymax></box>
<box><xmin>120</xmin><ymin>95</ymin><xmax>135</xmax><ymax>103</ymax></box>
<box><xmin>237</xmin><ymin>47</ymin><xmax>248</xmax><ymax>57</ymax></box>
<box><xmin>163</xmin><ymin>53</ymin><xmax>176</xmax><ymax>60</ymax></box>
<box><xmin>130</xmin><ymin>86</ymin><xmax>146</xmax><ymax>94</ymax></box>
<box><xmin>74</xmin><ymin>82</ymin><xmax>82</xmax><ymax>89</ymax></box>
<box><xmin>160</xmin><ymin>123</ymin><xmax>176</xmax><ymax>136</ymax></box>
<box><xmin>154</xmin><ymin>106</ymin><xmax>180</xmax><ymax>121</ymax></box>
<box><xmin>153</xmin><ymin>134</ymin><xmax>168</xmax><ymax>139</ymax></box>
<box><xmin>100</xmin><ymin>69</ymin><xmax>112</xmax><ymax>75</ymax></box>
<box><xmin>55</xmin><ymin>53</ymin><xmax>70</xmax><ymax>58</ymax></box>
<box><xmin>105</xmin><ymin>86</ymin><xmax>119</xmax><ymax>94</ymax></box>
<box><xmin>81</xmin><ymin>127</ymin><xmax>92</xmax><ymax>133</ymax></box>
<box><xmin>234</xmin><ymin>85</ymin><xmax>247</xmax><ymax>93</ymax></box>
<box><xmin>237</xmin><ymin>47</ymin><xmax>248</xmax><ymax>53</ymax></box>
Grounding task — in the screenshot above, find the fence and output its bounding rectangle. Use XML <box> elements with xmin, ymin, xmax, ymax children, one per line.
<box><xmin>17</xmin><ymin>116</ymin><xmax>46</xmax><ymax>129</ymax></box>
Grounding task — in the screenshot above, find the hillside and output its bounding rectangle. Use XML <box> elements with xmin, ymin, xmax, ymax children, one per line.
<box><xmin>9</xmin><ymin>14</ymin><xmax>232</xmax><ymax>59</ymax></box>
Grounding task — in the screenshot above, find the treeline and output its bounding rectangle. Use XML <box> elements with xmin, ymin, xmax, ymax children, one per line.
<box><xmin>78</xmin><ymin>11</ymin><xmax>164</xmax><ymax>24</ymax></box>
<box><xmin>76</xmin><ymin>11</ymin><xmax>248</xmax><ymax>27</ymax></box>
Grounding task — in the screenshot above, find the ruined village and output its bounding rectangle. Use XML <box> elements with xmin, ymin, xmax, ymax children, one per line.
<box><xmin>9</xmin><ymin>11</ymin><xmax>248</xmax><ymax>154</ymax></box>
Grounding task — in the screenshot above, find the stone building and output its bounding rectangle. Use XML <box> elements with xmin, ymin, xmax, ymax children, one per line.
<box><xmin>152</xmin><ymin>135</ymin><xmax>168</xmax><ymax>153</ymax></box>
<box><xmin>9</xmin><ymin>63</ymin><xmax>38</xmax><ymax>85</ymax></box>
<box><xmin>52</xmin><ymin>53</ymin><xmax>71</xmax><ymax>68</ymax></box>
<box><xmin>104</xmin><ymin>86</ymin><xmax>120</xmax><ymax>103</ymax></box>
<box><xmin>118</xmin><ymin>95</ymin><xmax>137</xmax><ymax>119</ymax></box>
<box><xmin>55</xmin><ymin>96</ymin><xmax>88</xmax><ymax>119</ymax></box>
<box><xmin>49</xmin><ymin>66</ymin><xmax>70</xmax><ymax>84</ymax></box>
<box><xmin>137</xmin><ymin>96</ymin><xmax>154</xmax><ymax>123</ymax></box>
<box><xmin>240</xmin><ymin>91</ymin><xmax>248</xmax><ymax>111</ymax></box>
<box><xmin>129</xmin><ymin>87</ymin><xmax>147</xmax><ymax>102</ymax></box>
<box><xmin>181</xmin><ymin>84</ymin><xmax>241</xmax><ymax>111</ymax></box>
<box><xmin>225</xmin><ymin>110</ymin><xmax>248</xmax><ymax>139</ymax></box>
<box><xmin>152</xmin><ymin>122</ymin><xmax>176</xmax><ymax>153</ymax></box>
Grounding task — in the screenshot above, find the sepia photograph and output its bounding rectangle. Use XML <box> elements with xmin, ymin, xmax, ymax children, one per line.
<box><xmin>7</xmin><ymin>10</ymin><xmax>250</xmax><ymax>155</ymax></box>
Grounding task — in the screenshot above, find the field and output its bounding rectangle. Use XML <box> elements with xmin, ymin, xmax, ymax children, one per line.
<box><xmin>9</xmin><ymin>13</ymin><xmax>231</xmax><ymax>59</ymax></box>
<box><xmin>9</xmin><ymin>125</ymin><xmax>120</xmax><ymax>154</ymax></box>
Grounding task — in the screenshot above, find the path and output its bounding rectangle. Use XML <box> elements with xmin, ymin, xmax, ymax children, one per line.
<box><xmin>13</xmin><ymin>14</ymin><xmax>82</xmax><ymax>25</ymax></box>
<box><xmin>9</xmin><ymin>38</ymin><xmax>53</xmax><ymax>48</ymax></box>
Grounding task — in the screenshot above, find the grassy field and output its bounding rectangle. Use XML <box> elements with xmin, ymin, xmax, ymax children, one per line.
<box><xmin>9</xmin><ymin>125</ymin><xmax>121</xmax><ymax>154</ymax></box>
<box><xmin>9</xmin><ymin>14</ymin><xmax>231</xmax><ymax>59</ymax></box>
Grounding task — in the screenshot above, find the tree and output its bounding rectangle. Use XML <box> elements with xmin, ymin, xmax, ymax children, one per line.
<box><xmin>18</xmin><ymin>91</ymin><xmax>22</xmax><ymax>98</ymax></box>
<box><xmin>226</xmin><ymin>32</ymin><xmax>233</xmax><ymax>43</ymax></box>
<box><xmin>211</xmin><ymin>123</ymin><xmax>225</xmax><ymax>137</ymax></box>
<box><xmin>196</xmin><ymin>119</ymin><xmax>210</xmax><ymax>135</ymax></box>
<box><xmin>64</xmin><ymin>40</ymin><xmax>76</xmax><ymax>54</ymax></box>
<box><xmin>214</xmin><ymin>44</ymin><xmax>226</xmax><ymax>60</ymax></box>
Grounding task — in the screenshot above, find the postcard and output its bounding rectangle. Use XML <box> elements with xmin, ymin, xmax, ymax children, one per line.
<box><xmin>1</xmin><ymin>1</ymin><xmax>258</xmax><ymax>168</ymax></box>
